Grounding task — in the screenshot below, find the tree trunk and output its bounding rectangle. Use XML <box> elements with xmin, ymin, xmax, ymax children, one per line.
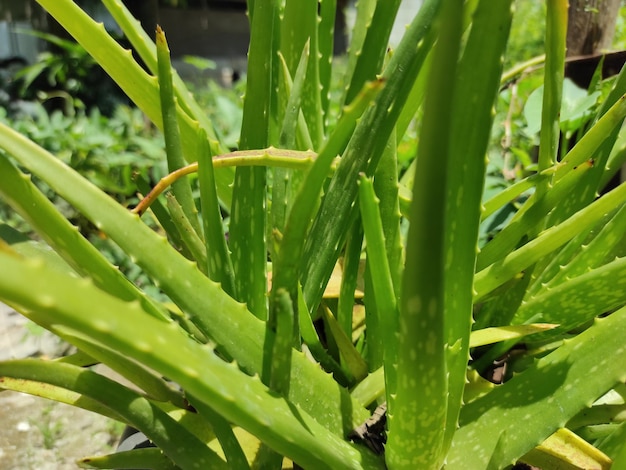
<box><xmin>566</xmin><ymin>0</ymin><xmax>622</xmax><ymax>57</ymax></box>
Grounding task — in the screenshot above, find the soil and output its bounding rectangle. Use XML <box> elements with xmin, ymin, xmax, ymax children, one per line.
<box><xmin>0</xmin><ymin>303</ymin><xmax>122</xmax><ymax>469</ymax></box>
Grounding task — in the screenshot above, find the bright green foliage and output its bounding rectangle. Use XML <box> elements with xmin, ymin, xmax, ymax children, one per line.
<box><xmin>1</xmin><ymin>0</ymin><xmax>625</xmax><ymax>469</ymax></box>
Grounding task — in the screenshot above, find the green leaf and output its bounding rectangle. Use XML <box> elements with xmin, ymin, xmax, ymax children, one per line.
<box><xmin>535</xmin><ymin>0</ymin><xmax>567</xmax><ymax>201</ymax></box>
<box><xmin>514</xmin><ymin>256</ymin><xmax>626</xmax><ymax>329</ymax></box>
<box><xmin>469</xmin><ymin>324</ymin><xmax>558</xmax><ymax>348</ymax></box>
<box><xmin>0</xmin><ymin>254</ymin><xmax>384</xmax><ymax>469</ymax></box>
<box><xmin>386</xmin><ymin>1</ymin><xmax>463</xmax><ymax>467</ymax></box>
<box><xmin>230</xmin><ymin>0</ymin><xmax>280</xmax><ymax>319</ymax></box>
<box><xmin>448</xmin><ymin>306</ymin><xmax>626</xmax><ymax>468</ymax></box>
<box><xmin>281</xmin><ymin>0</ymin><xmax>324</xmax><ymax>147</ymax></box>
<box><xmin>320</xmin><ymin>304</ymin><xmax>368</xmax><ymax>382</ymax></box>
<box><xmin>520</xmin><ymin>428</ymin><xmax>612</xmax><ymax>470</ymax></box>
<box><xmin>442</xmin><ymin>0</ymin><xmax>513</xmax><ymax>453</ymax></box>
<box><xmin>474</xmin><ymin>181</ymin><xmax>626</xmax><ymax>301</ymax></box>
<box><xmin>156</xmin><ymin>26</ymin><xmax>202</xmax><ymax>238</ymax></box>
<box><xmin>358</xmin><ymin>174</ymin><xmax>398</xmax><ymax>392</ymax></box>
<box><xmin>79</xmin><ymin>448</ymin><xmax>178</xmax><ymax>470</ymax></box>
<box><xmin>197</xmin><ymin>129</ymin><xmax>236</xmax><ymax>296</ymax></box>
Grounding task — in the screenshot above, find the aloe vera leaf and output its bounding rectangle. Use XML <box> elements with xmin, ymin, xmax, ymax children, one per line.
<box><xmin>0</xmin><ymin>257</ymin><xmax>383</xmax><ymax>470</ymax></box>
<box><xmin>598</xmin><ymin>421</ymin><xmax>626</xmax><ymax>460</ymax></box>
<box><xmin>610</xmin><ymin>439</ymin><xmax>626</xmax><ymax>470</ymax></box>
<box><xmin>477</xmin><ymin>159</ymin><xmax>593</xmax><ymax>271</ymax></box>
<box><xmin>301</xmin><ymin>0</ymin><xmax>441</xmax><ymax>315</ymax></box>
<box><xmin>321</xmin><ymin>304</ymin><xmax>368</xmax><ymax>383</ymax></box>
<box><xmin>523</xmin><ymin>428</ymin><xmax>612</xmax><ymax>469</ymax></box>
<box><xmin>230</xmin><ymin>0</ymin><xmax>280</xmax><ymax>320</ymax></box>
<box><xmin>535</xmin><ymin>0</ymin><xmax>567</xmax><ymax>201</ymax></box>
<box><xmin>448</xmin><ymin>305</ymin><xmax>626</xmax><ymax>469</ymax></box>
<box><xmin>474</xmin><ymin>181</ymin><xmax>626</xmax><ymax>301</ymax></box>
<box><xmin>281</xmin><ymin>0</ymin><xmax>324</xmax><ymax>147</ymax></box>
<box><xmin>469</xmin><ymin>324</ymin><xmax>558</xmax><ymax>348</ymax></box>
<box><xmin>266</xmin><ymin>288</ymin><xmax>296</xmax><ymax>395</ymax></box>
<box><xmin>385</xmin><ymin>1</ymin><xmax>463</xmax><ymax>467</ymax></box>
<box><xmin>348</xmin><ymin>323</ymin><xmax>562</xmax><ymax>409</ymax></box>
<box><xmin>442</xmin><ymin>0</ymin><xmax>513</xmax><ymax>453</ymax></box>
<box><xmin>358</xmin><ymin>175</ymin><xmax>398</xmax><ymax>395</ymax></box>
<box><xmin>0</xmin><ymin>359</ymin><xmax>227</xmax><ymax>469</ymax></box>
<box><xmin>542</xmin><ymin>203</ymin><xmax>626</xmax><ymax>291</ymax></box>
<box><xmin>350</xmin><ymin>367</ymin><xmax>385</xmax><ymax>408</ymax></box>
<box><xmin>278</xmin><ymin>44</ymin><xmax>309</xmax><ymax>150</ymax></box>
<box><xmin>78</xmin><ymin>448</ymin><xmax>178</xmax><ymax>470</ymax></box>
<box><xmin>197</xmin><ymin>130</ymin><xmax>236</xmax><ymax>296</ymax></box>
<box><xmin>277</xmin><ymin>50</ymin><xmax>314</xmax><ymax>152</ymax></box>
<box><xmin>297</xmin><ymin>285</ymin><xmax>351</xmax><ymax>385</ymax></box>
<box><xmin>271</xmin><ymin>45</ymin><xmax>310</xmax><ymax>240</ymax></box>
<box><xmin>525</xmin><ymin>204</ymin><xmax>619</xmax><ymax>299</ymax></box>
<box><xmin>395</xmin><ymin>50</ymin><xmax>433</xmax><ymax>142</ymax></box>
<box><xmin>555</xmin><ymin>95</ymin><xmax>626</xmax><ymax>182</ymax></box>
<box><xmin>343</xmin><ymin>0</ymin><xmax>401</xmax><ymax>105</ymax></box>
<box><xmin>481</xmin><ymin>168</ymin><xmax>554</xmax><ymax>221</ymax></box>
<box><xmin>166</xmin><ymin>193</ymin><xmax>208</xmax><ymax>273</ymax></box>
<box><xmin>472</xmin><ymin>270</ymin><xmax>532</xmax><ymax>333</ymax></box>
<box><xmin>337</xmin><ymin>222</ymin><xmax>363</xmax><ymax>350</ymax></box>
<box><xmin>373</xmin><ymin>132</ymin><xmax>403</xmax><ymax>302</ymax></box>
<box><xmin>100</xmin><ymin>0</ymin><xmax>224</xmax><ymax>149</ymax></box>
<box><xmin>549</xmin><ymin>49</ymin><xmax>626</xmax><ymax>220</ymax></box>
<box><xmin>600</xmin><ymin>141</ymin><xmax>626</xmax><ymax>190</ymax></box>
<box><xmin>156</xmin><ymin>26</ymin><xmax>202</xmax><ymax>238</ymax></box>
<box><xmin>568</xmin><ymin>403</ymin><xmax>626</xmax><ymax>430</ymax></box>
<box><xmin>0</xmin><ymin>223</ymin><xmax>75</xmax><ymax>275</ymax></box>
<box><xmin>55</xmin><ymin>326</ymin><xmax>186</xmax><ymax>407</ymax></box>
<box><xmin>0</xmin><ymin>375</ymin><xmax>124</xmax><ymax>423</ymax></box>
<box><xmin>514</xmin><ymin>256</ymin><xmax>626</xmax><ymax>329</ymax></box>
<box><xmin>340</xmin><ymin>0</ymin><xmax>375</xmax><ymax>101</ymax></box>
<box><xmin>0</xmin><ymin>123</ymin><xmax>370</xmax><ymax>436</ymax></box>
<box><xmin>185</xmin><ymin>397</ymin><xmax>251</xmax><ymax>470</ymax></box>
<box><xmin>395</xmin><ymin>1</ymin><xmax>480</xmax><ymax>142</ymax></box>
<box><xmin>318</xmin><ymin>0</ymin><xmax>336</xmax><ymax>119</ymax></box>
<box><xmin>0</xmin><ymin>155</ymin><xmax>168</xmax><ymax>321</ymax></box>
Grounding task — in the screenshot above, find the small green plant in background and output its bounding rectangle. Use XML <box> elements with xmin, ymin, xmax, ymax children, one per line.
<box><xmin>0</xmin><ymin>1</ymin><xmax>626</xmax><ymax>469</ymax></box>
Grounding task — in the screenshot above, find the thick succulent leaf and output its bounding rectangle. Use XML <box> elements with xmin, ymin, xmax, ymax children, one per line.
<box><xmin>520</xmin><ymin>428</ymin><xmax>612</xmax><ymax>470</ymax></box>
<box><xmin>535</xmin><ymin>0</ymin><xmax>567</xmax><ymax>200</ymax></box>
<box><xmin>448</xmin><ymin>306</ymin><xmax>626</xmax><ymax>469</ymax></box>
<box><xmin>469</xmin><ymin>324</ymin><xmax>558</xmax><ymax>348</ymax></box>
<box><xmin>156</xmin><ymin>26</ymin><xmax>202</xmax><ymax>238</ymax></box>
<box><xmin>386</xmin><ymin>2</ymin><xmax>463</xmax><ymax>467</ymax></box>
<box><xmin>514</xmin><ymin>256</ymin><xmax>626</xmax><ymax>329</ymax></box>
<box><xmin>0</xmin><ymin>254</ymin><xmax>384</xmax><ymax>470</ymax></box>
<box><xmin>474</xmin><ymin>182</ymin><xmax>626</xmax><ymax>301</ymax></box>
<box><xmin>78</xmin><ymin>448</ymin><xmax>178</xmax><ymax>470</ymax></box>
<box><xmin>441</xmin><ymin>0</ymin><xmax>513</xmax><ymax>452</ymax></box>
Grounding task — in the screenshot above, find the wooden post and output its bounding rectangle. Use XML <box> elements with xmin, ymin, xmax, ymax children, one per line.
<box><xmin>566</xmin><ymin>0</ymin><xmax>621</xmax><ymax>56</ymax></box>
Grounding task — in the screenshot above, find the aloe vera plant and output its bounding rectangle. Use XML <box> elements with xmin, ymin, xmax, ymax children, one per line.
<box><xmin>1</xmin><ymin>0</ymin><xmax>626</xmax><ymax>468</ymax></box>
